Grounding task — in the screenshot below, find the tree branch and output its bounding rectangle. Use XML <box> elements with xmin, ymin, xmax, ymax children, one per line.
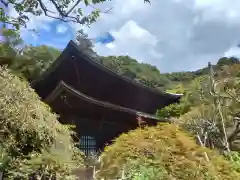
<box><xmin>225</xmin><ymin>89</ymin><xmax>240</xmax><ymax>103</ymax></box>
<box><xmin>197</xmin><ymin>133</ymin><xmax>210</xmax><ymax>162</ymax></box>
<box><xmin>66</xmin><ymin>0</ymin><xmax>82</xmax><ymax>16</ymax></box>
<box><xmin>0</xmin><ymin>0</ymin><xmax>8</xmax><ymax>7</ymax></box>
<box><xmin>48</xmin><ymin>0</ymin><xmax>66</xmax><ymax>17</ymax></box>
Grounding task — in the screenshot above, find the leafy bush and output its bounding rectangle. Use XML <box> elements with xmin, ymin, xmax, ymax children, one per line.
<box><xmin>0</xmin><ymin>67</ymin><xmax>84</xmax><ymax>179</ymax></box>
<box><xmin>156</xmin><ymin>103</ymin><xmax>182</xmax><ymax>118</ymax></box>
<box><xmin>124</xmin><ymin>158</ymin><xmax>168</xmax><ymax>180</ymax></box>
<box><xmin>227</xmin><ymin>151</ymin><xmax>240</xmax><ymax>172</ymax></box>
<box><xmin>96</xmin><ymin>124</ymin><xmax>240</xmax><ymax>180</ymax></box>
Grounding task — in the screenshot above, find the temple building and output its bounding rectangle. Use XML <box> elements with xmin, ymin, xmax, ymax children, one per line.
<box><xmin>32</xmin><ymin>40</ymin><xmax>182</xmax><ymax>156</ymax></box>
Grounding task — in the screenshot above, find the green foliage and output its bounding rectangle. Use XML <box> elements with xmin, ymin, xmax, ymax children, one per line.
<box><xmin>100</xmin><ymin>55</ymin><xmax>240</xmax><ymax>92</ymax></box>
<box><xmin>217</xmin><ymin>57</ymin><xmax>239</xmax><ymax>67</ymax></box>
<box><xmin>157</xmin><ymin>75</ymin><xmax>209</xmax><ymax>118</ymax></box>
<box><xmin>124</xmin><ymin>159</ymin><xmax>168</xmax><ymax>180</ymax></box>
<box><xmin>160</xmin><ymin>57</ymin><xmax>239</xmax><ymax>85</ymax></box>
<box><xmin>20</xmin><ymin>45</ymin><xmax>61</xmax><ymax>80</ymax></box>
<box><xmin>0</xmin><ymin>29</ymin><xmax>61</xmax><ymax>81</ymax></box>
<box><xmin>0</xmin><ymin>144</ymin><xmax>11</xmax><ymax>171</ymax></box>
<box><xmin>156</xmin><ymin>103</ymin><xmax>188</xmax><ymax>118</ymax></box>
<box><xmin>157</xmin><ymin>61</ymin><xmax>240</xmax><ymax>120</ymax></box>
<box><xmin>163</xmin><ymin>71</ymin><xmax>196</xmax><ymax>82</ymax></box>
<box><xmin>0</xmin><ymin>28</ymin><xmax>23</xmax><ymax>58</ymax></box>
<box><xmin>0</xmin><ymin>67</ymin><xmax>84</xmax><ymax>179</ymax></box>
<box><xmin>0</xmin><ymin>0</ymin><xmax>149</xmax><ymax>30</ymax></box>
<box><xmin>75</xmin><ymin>29</ymin><xmax>98</xmax><ymax>58</ymax></box>
<box><xmin>96</xmin><ymin>124</ymin><xmax>240</xmax><ymax>180</ymax></box>
<box><xmin>227</xmin><ymin>152</ymin><xmax>240</xmax><ymax>172</ymax></box>
<box><xmin>100</xmin><ymin>56</ymin><xmax>171</xmax><ymax>89</ymax></box>
<box><xmin>176</xmin><ymin>63</ymin><xmax>240</xmax><ymax>153</ymax></box>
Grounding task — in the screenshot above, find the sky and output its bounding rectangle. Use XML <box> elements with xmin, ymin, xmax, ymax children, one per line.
<box><xmin>5</xmin><ymin>0</ymin><xmax>240</xmax><ymax>73</ymax></box>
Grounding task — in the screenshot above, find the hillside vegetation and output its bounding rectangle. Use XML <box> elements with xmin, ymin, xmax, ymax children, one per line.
<box><xmin>100</xmin><ymin>55</ymin><xmax>239</xmax><ymax>91</ymax></box>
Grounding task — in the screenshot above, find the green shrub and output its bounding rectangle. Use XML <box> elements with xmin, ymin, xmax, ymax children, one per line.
<box><xmin>0</xmin><ymin>67</ymin><xmax>84</xmax><ymax>179</ymax></box>
<box><xmin>228</xmin><ymin>152</ymin><xmax>240</xmax><ymax>172</ymax></box>
<box><xmin>96</xmin><ymin>124</ymin><xmax>240</xmax><ymax>180</ymax></box>
<box><xmin>124</xmin><ymin>158</ymin><xmax>169</xmax><ymax>180</ymax></box>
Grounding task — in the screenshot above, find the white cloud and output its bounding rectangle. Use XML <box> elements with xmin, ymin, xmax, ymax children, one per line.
<box><xmin>42</xmin><ymin>24</ymin><xmax>51</xmax><ymax>31</ymax></box>
<box><xmin>225</xmin><ymin>47</ymin><xmax>240</xmax><ymax>58</ymax></box>
<box><xmin>194</xmin><ymin>0</ymin><xmax>221</xmax><ymax>7</ymax></box>
<box><xmin>88</xmin><ymin>0</ymin><xmax>240</xmax><ymax>72</ymax></box>
<box><xmin>57</xmin><ymin>24</ymin><xmax>68</xmax><ymax>33</ymax></box>
<box><xmin>8</xmin><ymin>0</ymin><xmax>240</xmax><ymax>72</ymax></box>
<box><xmin>111</xmin><ymin>20</ymin><xmax>157</xmax><ymax>46</ymax></box>
<box><xmin>114</xmin><ymin>0</ymin><xmax>149</xmax><ymax>16</ymax></box>
<box><xmin>193</xmin><ymin>0</ymin><xmax>240</xmax><ymax>23</ymax></box>
<box><xmin>93</xmin><ymin>20</ymin><xmax>160</xmax><ymax>65</ymax></box>
<box><xmin>105</xmin><ymin>43</ymin><xmax>116</xmax><ymax>49</ymax></box>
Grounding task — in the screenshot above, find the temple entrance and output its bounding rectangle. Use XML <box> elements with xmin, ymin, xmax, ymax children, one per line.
<box><xmin>79</xmin><ymin>135</ymin><xmax>97</xmax><ymax>157</ymax></box>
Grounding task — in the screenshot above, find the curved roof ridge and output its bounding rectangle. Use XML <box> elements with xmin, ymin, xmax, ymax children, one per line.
<box><xmin>69</xmin><ymin>40</ymin><xmax>182</xmax><ymax>99</ymax></box>
<box><xmin>32</xmin><ymin>40</ymin><xmax>182</xmax><ymax>102</ymax></box>
<box><xmin>46</xmin><ymin>81</ymin><xmax>167</xmax><ymax>122</ymax></box>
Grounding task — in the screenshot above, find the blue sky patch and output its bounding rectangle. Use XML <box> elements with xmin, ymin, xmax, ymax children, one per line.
<box><xmin>95</xmin><ymin>32</ymin><xmax>115</xmax><ymax>44</ymax></box>
<box><xmin>21</xmin><ymin>20</ymin><xmax>115</xmax><ymax>49</ymax></box>
<box><xmin>22</xmin><ymin>20</ymin><xmax>76</xmax><ymax>49</ymax></box>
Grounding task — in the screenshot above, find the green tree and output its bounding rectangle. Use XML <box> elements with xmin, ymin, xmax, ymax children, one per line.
<box><xmin>177</xmin><ymin>63</ymin><xmax>240</xmax><ymax>154</ymax></box>
<box><xmin>162</xmin><ymin>71</ymin><xmax>196</xmax><ymax>82</ymax></box>
<box><xmin>0</xmin><ymin>0</ymin><xmax>149</xmax><ymax>30</ymax></box>
<box><xmin>217</xmin><ymin>57</ymin><xmax>239</xmax><ymax>67</ymax></box>
<box><xmin>0</xmin><ymin>28</ymin><xmax>23</xmax><ymax>58</ymax></box>
<box><xmin>100</xmin><ymin>55</ymin><xmax>171</xmax><ymax>89</ymax></box>
<box><xmin>75</xmin><ymin>29</ymin><xmax>98</xmax><ymax>58</ymax></box>
<box><xmin>157</xmin><ymin>75</ymin><xmax>209</xmax><ymax>119</ymax></box>
<box><xmin>20</xmin><ymin>45</ymin><xmax>61</xmax><ymax>80</ymax></box>
<box><xmin>0</xmin><ymin>28</ymin><xmax>61</xmax><ymax>81</ymax></box>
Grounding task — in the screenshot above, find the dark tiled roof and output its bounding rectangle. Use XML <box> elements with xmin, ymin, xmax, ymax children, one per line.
<box><xmin>32</xmin><ymin>40</ymin><xmax>183</xmax><ymax>100</ymax></box>
<box><xmin>46</xmin><ymin>81</ymin><xmax>168</xmax><ymax>122</ymax></box>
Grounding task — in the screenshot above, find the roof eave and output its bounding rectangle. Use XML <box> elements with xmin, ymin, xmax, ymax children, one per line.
<box><xmin>46</xmin><ymin>81</ymin><xmax>168</xmax><ymax>122</ymax></box>
<box><xmin>32</xmin><ymin>40</ymin><xmax>183</xmax><ymax>103</ymax></box>
<box><xmin>68</xmin><ymin>40</ymin><xmax>183</xmax><ymax>101</ymax></box>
